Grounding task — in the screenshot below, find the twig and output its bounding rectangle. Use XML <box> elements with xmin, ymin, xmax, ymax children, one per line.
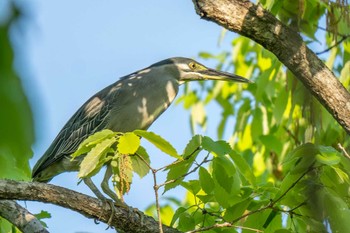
<box><xmin>316</xmin><ymin>25</ymin><xmax>350</xmax><ymax>38</ymax></box>
<box><xmin>271</xmin><ymin>165</ymin><xmax>313</xmax><ymax>205</ymax></box>
<box><xmin>283</xmin><ymin>126</ymin><xmax>300</xmax><ymax>145</ymax></box>
<box><xmin>158</xmin><ymin>153</ymin><xmax>211</xmax><ymax>188</ymax></box>
<box><xmin>152</xmin><ymin>169</ymin><xmax>163</xmax><ymax>233</ymax></box>
<box><xmin>135</xmin><ymin>153</ymin><xmax>163</xmax><ymax>233</ymax></box>
<box><xmin>186</xmin><ymin>222</ymin><xmax>263</xmax><ymax>233</ymax></box>
<box><xmin>315</xmin><ymin>35</ymin><xmax>349</xmax><ymax>55</ymax></box>
<box><xmin>337</xmin><ymin>143</ymin><xmax>350</xmax><ymax>160</ymax></box>
<box><xmin>155</xmin><ymin>147</ymin><xmax>202</xmax><ymax>173</ymax></box>
<box><xmin>227</xmin><ymin>166</ymin><xmax>313</xmax><ymax>225</ymax></box>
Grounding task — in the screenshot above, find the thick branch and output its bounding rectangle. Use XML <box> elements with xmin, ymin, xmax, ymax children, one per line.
<box><xmin>0</xmin><ymin>200</ymin><xmax>48</xmax><ymax>233</ymax></box>
<box><xmin>0</xmin><ymin>179</ymin><xmax>181</xmax><ymax>233</ymax></box>
<box><xmin>192</xmin><ymin>0</ymin><xmax>350</xmax><ymax>134</ymax></box>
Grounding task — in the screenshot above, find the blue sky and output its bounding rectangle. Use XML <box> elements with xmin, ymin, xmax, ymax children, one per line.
<box><xmin>6</xmin><ymin>0</ymin><xmax>239</xmax><ymax>232</ymax></box>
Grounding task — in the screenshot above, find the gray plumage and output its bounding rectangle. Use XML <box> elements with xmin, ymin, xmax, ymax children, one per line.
<box><xmin>32</xmin><ymin>57</ymin><xmax>250</xmax><ymax>185</ymax></box>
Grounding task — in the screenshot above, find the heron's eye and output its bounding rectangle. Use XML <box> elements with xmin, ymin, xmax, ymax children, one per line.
<box><xmin>189</xmin><ymin>62</ymin><xmax>197</xmax><ymax>70</ymax></box>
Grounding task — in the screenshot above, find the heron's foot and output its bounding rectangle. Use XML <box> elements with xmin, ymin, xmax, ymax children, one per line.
<box><xmin>125</xmin><ymin>206</ymin><xmax>144</xmax><ymax>226</ymax></box>
<box><xmin>102</xmin><ymin>198</ymin><xmax>116</xmax><ymax>226</ymax></box>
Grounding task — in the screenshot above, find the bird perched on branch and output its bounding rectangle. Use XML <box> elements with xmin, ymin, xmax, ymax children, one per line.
<box><xmin>32</xmin><ymin>57</ymin><xmax>251</xmax><ymax>202</ymax></box>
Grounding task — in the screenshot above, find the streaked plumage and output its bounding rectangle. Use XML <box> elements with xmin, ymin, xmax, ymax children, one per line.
<box><xmin>32</xmin><ymin>57</ymin><xmax>250</xmax><ymax>190</ymax></box>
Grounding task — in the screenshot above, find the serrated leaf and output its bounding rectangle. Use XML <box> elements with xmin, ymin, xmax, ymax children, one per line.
<box><xmin>182</xmin><ymin>135</ymin><xmax>202</xmax><ymax>158</ymax></box>
<box><xmin>117</xmin><ymin>132</ymin><xmax>140</xmax><ymax>154</ymax></box>
<box><xmin>134</xmin><ymin>130</ymin><xmax>180</xmax><ymax>158</ymax></box>
<box><xmin>213</xmin><ymin>158</ymin><xmax>233</xmax><ymax>193</ymax></box>
<box><xmin>213</xmin><ymin>184</ymin><xmax>231</xmax><ymax>208</ymax></box>
<box><xmin>71</xmin><ymin>129</ymin><xmax>117</xmax><ymax>159</ymax></box>
<box><xmin>224</xmin><ymin>199</ymin><xmax>251</xmax><ymax>221</ymax></box>
<box><xmin>229</xmin><ymin>150</ymin><xmax>256</xmax><ymax>185</ymax></box>
<box><xmin>78</xmin><ymin>137</ymin><xmax>116</xmax><ymax>178</ymax></box>
<box><xmin>164</xmin><ymin>156</ymin><xmax>196</xmax><ymax>193</ymax></box>
<box><xmin>131</xmin><ymin>146</ymin><xmax>150</xmax><ymax>178</ymax></box>
<box><xmin>202</xmin><ymin>136</ymin><xmax>231</xmax><ymax>156</ymax></box>
<box><xmin>34</xmin><ymin>210</ymin><xmax>51</xmax><ymax>220</ymax></box>
<box><xmin>199</xmin><ymin>167</ymin><xmax>215</xmax><ymax>194</ymax></box>
<box><xmin>283</xmin><ymin>143</ymin><xmax>318</xmax><ymax>165</ymax></box>
<box><xmin>181</xmin><ymin>180</ymin><xmax>201</xmax><ymax>195</ymax></box>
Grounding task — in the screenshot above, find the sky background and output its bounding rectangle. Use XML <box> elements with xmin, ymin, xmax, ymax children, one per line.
<box><xmin>5</xmin><ymin>0</ymin><xmax>238</xmax><ymax>232</ymax></box>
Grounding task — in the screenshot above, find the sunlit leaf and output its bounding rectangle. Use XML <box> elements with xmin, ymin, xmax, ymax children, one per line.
<box><xmin>78</xmin><ymin>137</ymin><xmax>116</xmax><ymax>178</ymax></box>
<box><xmin>117</xmin><ymin>132</ymin><xmax>140</xmax><ymax>154</ymax></box>
<box><xmin>182</xmin><ymin>134</ymin><xmax>202</xmax><ymax>158</ymax></box>
<box><xmin>71</xmin><ymin>129</ymin><xmax>116</xmax><ymax>159</ymax></box>
<box><xmin>134</xmin><ymin>130</ymin><xmax>180</xmax><ymax>158</ymax></box>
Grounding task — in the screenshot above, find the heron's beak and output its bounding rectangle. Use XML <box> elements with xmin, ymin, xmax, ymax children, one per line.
<box><xmin>200</xmin><ymin>68</ymin><xmax>252</xmax><ymax>83</ymax></box>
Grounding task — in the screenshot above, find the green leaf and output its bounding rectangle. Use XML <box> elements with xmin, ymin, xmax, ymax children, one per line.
<box><xmin>34</xmin><ymin>210</ymin><xmax>51</xmax><ymax>228</ymax></box>
<box><xmin>0</xmin><ymin>6</ymin><xmax>35</xmax><ymax>180</ymax></box>
<box><xmin>324</xmin><ymin>188</ymin><xmax>350</xmax><ymax>233</ymax></box>
<box><xmin>259</xmin><ymin>135</ymin><xmax>283</xmax><ymax>155</ymax></box>
<box><xmin>71</xmin><ymin>129</ymin><xmax>117</xmax><ymax>159</ymax></box>
<box><xmin>283</xmin><ymin>143</ymin><xmax>318</xmax><ymax>166</ymax></box>
<box><xmin>263</xmin><ymin>210</ymin><xmax>278</xmax><ymax>228</ymax></box>
<box><xmin>212</xmin><ymin>158</ymin><xmax>234</xmax><ymax>194</ymax></box>
<box><xmin>224</xmin><ymin>199</ymin><xmax>252</xmax><ymax>221</ymax></box>
<box><xmin>213</xmin><ymin>184</ymin><xmax>231</xmax><ymax>208</ymax></box>
<box><xmin>273</xmin><ymin>89</ymin><xmax>288</xmax><ymax>124</ymax></box>
<box><xmin>229</xmin><ymin>150</ymin><xmax>256</xmax><ymax>185</ymax></box>
<box><xmin>182</xmin><ymin>134</ymin><xmax>202</xmax><ymax>158</ymax></box>
<box><xmin>170</xmin><ymin>207</ymin><xmax>187</xmax><ymax>227</ymax></box>
<box><xmin>134</xmin><ymin>130</ymin><xmax>180</xmax><ymax>159</ymax></box>
<box><xmin>131</xmin><ymin>146</ymin><xmax>150</xmax><ymax>178</ymax></box>
<box><xmin>164</xmin><ymin>155</ymin><xmax>197</xmax><ymax>193</ymax></box>
<box><xmin>316</xmin><ymin>146</ymin><xmax>341</xmax><ymax>166</ymax></box>
<box><xmin>78</xmin><ymin>137</ymin><xmax>116</xmax><ymax>178</ymax></box>
<box><xmin>117</xmin><ymin>132</ymin><xmax>140</xmax><ymax>154</ymax></box>
<box><xmin>181</xmin><ymin>180</ymin><xmax>201</xmax><ymax>195</ymax></box>
<box><xmin>177</xmin><ymin>212</ymin><xmax>195</xmax><ymax>231</ymax></box>
<box><xmin>202</xmin><ymin>136</ymin><xmax>231</xmax><ymax>156</ymax></box>
<box><xmin>199</xmin><ymin>167</ymin><xmax>215</xmax><ymax>194</ymax></box>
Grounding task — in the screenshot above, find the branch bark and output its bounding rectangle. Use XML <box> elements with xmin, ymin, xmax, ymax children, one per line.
<box><xmin>0</xmin><ymin>179</ymin><xmax>181</xmax><ymax>233</ymax></box>
<box><xmin>192</xmin><ymin>0</ymin><xmax>350</xmax><ymax>134</ymax></box>
<box><xmin>0</xmin><ymin>200</ymin><xmax>48</xmax><ymax>233</ymax></box>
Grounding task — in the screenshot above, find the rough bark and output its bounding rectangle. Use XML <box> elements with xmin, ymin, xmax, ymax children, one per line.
<box><xmin>0</xmin><ymin>179</ymin><xmax>181</xmax><ymax>233</ymax></box>
<box><xmin>0</xmin><ymin>200</ymin><xmax>48</xmax><ymax>233</ymax></box>
<box><xmin>192</xmin><ymin>0</ymin><xmax>350</xmax><ymax>134</ymax></box>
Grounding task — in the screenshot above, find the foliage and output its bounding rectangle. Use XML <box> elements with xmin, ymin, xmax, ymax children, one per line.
<box><xmin>0</xmin><ymin>3</ymin><xmax>34</xmax><ymax>181</ymax></box>
<box><xmin>168</xmin><ymin>1</ymin><xmax>350</xmax><ymax>232</ymax></box>
<box><xmin>1</xmin><ymin>0</ymin><xmax>350</xmax><ymax>233</ymax></box>
<box><xmin>0</xmin><ymin>2</ymin><xmax>36</xmax><ymax>233</ymax></box>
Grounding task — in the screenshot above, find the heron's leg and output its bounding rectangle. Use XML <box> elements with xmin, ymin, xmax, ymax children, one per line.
<box><xmin>101</xmin><ymin>165</ymin><xmax>144</xmax><ymax>226</ymax></box>
<box><xmin>83</xmin><ymin>177</ymin><xmax>115</xmax><ymax>225</ymax></box>
<box><xmin>83</xmin><ymin>177</ymin><xmax>106</xmax><ymax>200</ymax></box>
<box><xmin>101</xmin><ymin>165</ymin><xmax>121</xmax><ymax>204</ymax></box>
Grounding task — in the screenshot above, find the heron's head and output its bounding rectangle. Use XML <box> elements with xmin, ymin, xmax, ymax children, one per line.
<box><xmin>149</xmin><ymin>57</ymin><xmax>252</xmax><ymax>84</ymax></box>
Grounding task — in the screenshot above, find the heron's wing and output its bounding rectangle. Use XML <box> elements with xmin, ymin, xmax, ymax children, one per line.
<box><xmin>32</xmin><ymin>89</ymin><xmax>116</xmax><ymax>177</ymax></box>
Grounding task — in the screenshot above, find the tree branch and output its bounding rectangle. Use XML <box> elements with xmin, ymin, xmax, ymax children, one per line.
<box><xmin>192</xmin><ymin>0</ymin><xmax>350</xmax><ymax>134</ymax></box>
<box><xmin>0</xmin><ymin>200</ymin><xmax>49</xmax><ymax>233</ymax></box>
<box><xmin>0</xmin><ymin>179</ymin><xmax>181</xmax><ymax>233</ymax></box>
